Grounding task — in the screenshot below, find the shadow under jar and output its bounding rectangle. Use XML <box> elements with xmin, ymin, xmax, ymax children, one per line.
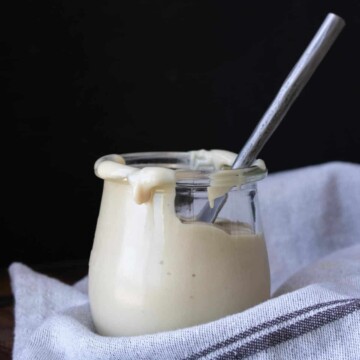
<box><xmin>89</xmin><ymin>150</ymin><xmax>270</xmax><ymax>336</ymax></box>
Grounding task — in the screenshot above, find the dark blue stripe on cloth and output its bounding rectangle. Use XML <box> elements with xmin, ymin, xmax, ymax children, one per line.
<box><xmin>184</xmin><ymin>299</ymin><xmax>357</xmax><ymax>360</ymax></box>
<box><xmin>216</xmin><ymin>299</ymin><xmax>360</xmax><ymax>359</ymax></box>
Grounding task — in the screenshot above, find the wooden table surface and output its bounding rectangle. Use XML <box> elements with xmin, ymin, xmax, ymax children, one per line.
<box><xmin>0</xmin><ymin>261</ymin><xmax>88</xmax><ymax>360</ymax></box>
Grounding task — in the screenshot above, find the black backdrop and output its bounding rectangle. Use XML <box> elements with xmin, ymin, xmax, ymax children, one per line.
<box><xmin>1</xmin><ymin>0</ymin><xmax>360</xmax><ymax>266</ymax></box>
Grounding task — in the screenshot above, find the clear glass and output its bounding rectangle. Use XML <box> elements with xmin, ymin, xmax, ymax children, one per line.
<box><xmin>89</xmin><ymin>152</ymin><xmax>270</xmax><ymax>336</ymax></box>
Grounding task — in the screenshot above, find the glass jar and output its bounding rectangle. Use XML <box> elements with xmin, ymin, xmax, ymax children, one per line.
<box><xmin>88</xmin><ymin>150</ymin><xmax>270</xmax><ymax>336</ymax></box>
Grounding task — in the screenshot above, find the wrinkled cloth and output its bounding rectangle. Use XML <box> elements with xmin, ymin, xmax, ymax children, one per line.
<box><xmin>9</xmin><ymin>161</ymin><xmax>360</xmax><ymax>359</ymax></box>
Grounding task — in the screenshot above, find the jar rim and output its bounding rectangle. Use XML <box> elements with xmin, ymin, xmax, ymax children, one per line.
<box><xmin>120</xmin><ymin>151</ymin><xmax>267</xmax><ymax>186</ymax></box>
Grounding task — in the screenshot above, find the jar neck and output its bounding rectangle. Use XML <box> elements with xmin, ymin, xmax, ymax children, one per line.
<box><xmin>95</xmin><ymin>151</ymin><xmax>267</xmax><ymax>206</ymax></box>
<box><xmin>121</xmin><ymin>150</ymin><xmax>267</xmax><ymax>188</ymax></box>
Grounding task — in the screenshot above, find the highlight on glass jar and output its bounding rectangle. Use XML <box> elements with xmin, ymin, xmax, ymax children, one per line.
<box><xmin>88</xmin><ymin>149</ymin><xmax>270</xmax><ymax>337</ymax></box>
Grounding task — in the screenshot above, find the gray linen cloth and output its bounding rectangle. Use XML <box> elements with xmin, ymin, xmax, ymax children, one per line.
<box><xmin>9</xmin><ymin>161</ymin><xmax>360</xmax><ymax>359</ymax></box>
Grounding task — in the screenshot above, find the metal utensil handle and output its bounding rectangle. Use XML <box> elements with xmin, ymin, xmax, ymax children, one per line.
<box><xmin>232</xmin><ymin>13</ymin><xmax>345</xmax><ymax>169</ymax></box>
<box><xmin>198</xmin><ymin>13</ymin><xmax>345</xmax><ymax>223</ymax></box>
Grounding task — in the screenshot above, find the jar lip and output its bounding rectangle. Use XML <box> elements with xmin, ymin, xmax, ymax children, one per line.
<box><xmin>121</xmin><ymin>151</ymin><xmax>265</xmax><ymax>170</ymax></box>
<box><xmin>120</xmin><ymin>151</ymin><xmax>267</xmax><ymax>185</ymax></box>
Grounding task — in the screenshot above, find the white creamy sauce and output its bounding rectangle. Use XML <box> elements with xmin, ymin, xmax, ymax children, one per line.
<box><xmin>89</xmin><ymin>149</ymin><xmax>270</xmax><ymax>336</ymax></box>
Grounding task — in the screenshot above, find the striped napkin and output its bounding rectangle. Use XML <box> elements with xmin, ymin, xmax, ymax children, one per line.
<box><xmin>9</xmin><ymin>161</ymin><xmax>360</xmax><ymax>359</ymax></box>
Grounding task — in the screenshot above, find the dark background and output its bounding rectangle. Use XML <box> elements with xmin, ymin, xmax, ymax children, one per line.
<box><xmin>1</xmin><ymin>0</ymin><xmax>360</xmax><ymax>267</ymax></box>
